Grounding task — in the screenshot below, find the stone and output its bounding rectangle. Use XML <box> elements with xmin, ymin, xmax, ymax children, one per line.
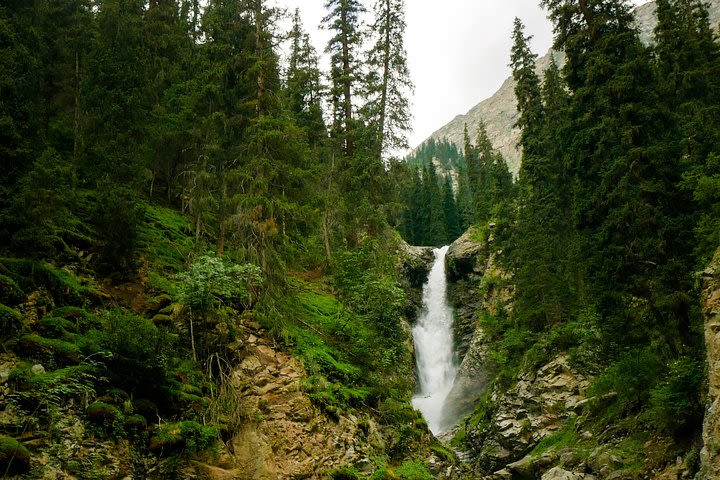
<box><xmin>31</xmin><ymin>364</ymin><xmax>45</xmax><ymax>375</ymax></box>
<box><xmin>541</xmin><ymin>466</ymin><xmax>595</xmax><ymax>480</ymax></box>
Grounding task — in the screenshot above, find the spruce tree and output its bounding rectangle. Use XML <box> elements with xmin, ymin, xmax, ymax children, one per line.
<box><xmin>542</xmin><ymin>0</ymin><xmax>694</xmax><ymax>351</ymax></box>
<box><xmin>364</xmin><ymin>0</ymin><xmax>413</xmax><ymax>159</ymax></box>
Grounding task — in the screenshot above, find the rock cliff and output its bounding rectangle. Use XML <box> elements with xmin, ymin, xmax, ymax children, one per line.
<box><xmin>699</xmin><ymin>250</ymin><xmax>720</xmax><ymax>480</ymax></box>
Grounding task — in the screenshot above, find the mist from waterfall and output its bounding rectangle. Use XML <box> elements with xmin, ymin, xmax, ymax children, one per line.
<box><xmin>411</xmin><ymin>245</ymin><xmax>458</xmax><ymax>434</ymax></box>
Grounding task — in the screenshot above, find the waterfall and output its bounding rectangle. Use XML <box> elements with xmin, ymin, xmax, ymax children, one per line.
<box><xmin>412</xmin><ymin>245</ymin><xmax>458</xmax><ymax>434</ymax></box>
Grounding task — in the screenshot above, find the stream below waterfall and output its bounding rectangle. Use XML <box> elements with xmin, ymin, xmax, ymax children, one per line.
<box><xmin>411</xmin><ymin>245</ymin><xmax>458</xmax><ymax>434</ymax></box>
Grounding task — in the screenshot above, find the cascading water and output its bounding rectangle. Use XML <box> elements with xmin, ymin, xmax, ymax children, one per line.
<box><xmin>412</xmin><ymin>245</ymin><xmax>458</xmax><ymax>434</ymax></box>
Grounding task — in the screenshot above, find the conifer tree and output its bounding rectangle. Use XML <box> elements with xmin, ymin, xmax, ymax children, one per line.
<box><xmin>542</xmin><ymin>0</ymin><xmax>694</xmax><ymax>351</ymax></box>
<box><xmin>286</xmin><ymin>9</ymin><xmax>327</xmax><ymax>147</ymax></box>
<box><xmin>655</xmin><ymin>0</ymin><xmax>720</xmax><ymax>260</ymax></box>
<box><xmin>442</xmin><ymin>176</ymin><xmax>462</xmax><ymax>242</ymax></box>
<box><xmin>324</xmin><ymin>0</ymin><xmax>364</xmax><ymax>157</ymax></box>
<box><xmin>364</xmin><ymin>0</ymin><xmax>413</xmax><ymax>159</ymax></box>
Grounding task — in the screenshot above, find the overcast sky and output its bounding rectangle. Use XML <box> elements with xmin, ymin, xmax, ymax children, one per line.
<box><xmin>281</xmin><ymin>0</ymin><xmax>649</xmax><ymax>150</ymax></box>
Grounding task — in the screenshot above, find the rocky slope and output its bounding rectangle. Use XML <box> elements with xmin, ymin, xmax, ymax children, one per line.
<box><xmin>699</xmin><ymin>250</ymin><xmax>720</xmax><ymax>480</ymax></box>
<box><xmin>440</xmin><ymin>228</ymin><xmax>719</xmax><ymax>480</ymax></box>
<box><xmin>421</xmin><ymin>0</ymin><xmax>720</xmax><ymax>176</ymax></box>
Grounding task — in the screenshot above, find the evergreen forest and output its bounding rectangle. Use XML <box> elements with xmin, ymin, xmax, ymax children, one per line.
<box><xmin>1</xmin><ymin>0</ymin><xmax>720</xmax><ymax>478</ymax></box>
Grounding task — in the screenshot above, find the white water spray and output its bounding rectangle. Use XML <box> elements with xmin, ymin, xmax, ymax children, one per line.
<box><xmin>412</xmin><ymin>245</ymin><xmax>458</xmax><ymax>434</ymax></box>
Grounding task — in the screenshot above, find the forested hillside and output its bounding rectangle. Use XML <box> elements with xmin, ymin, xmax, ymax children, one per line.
<box><xmin>2</xmin><ymin>0</ymin><xmax>720</xmax><ymax>479</ymax></box>
<box><xmin>0</xmin><ymin>0</ymin><xmax>451</xmax><ymax>478</ymax></box>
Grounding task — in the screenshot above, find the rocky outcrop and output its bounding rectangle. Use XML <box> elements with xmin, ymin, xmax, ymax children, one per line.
<box><xmin>699</xmin><ymin>249</ymin><xmax>720</xmax><ymax>480</ymax></box>
<box><xmin>446</xmin><ymin>226</ymin><xmax>490</xmax><ymax>282</ymax></box>
<box><xmin>398</xmin><ymin>240</ymin><xmax>435</xmax><ymax>289</ymax></box>
<box><xmin>211</xmin><ymin>326</ymin><xmax>383</xmax><ymax>479</ymax></box>
<box><xmin>421</xmin><ymin>0</ymin><xmax>720</xmax><ymax>177</ymax></box>
<box><xmin>468</xmin><ymin>356</ymin><xmax>590</xmax><ymax>474</ymax></box>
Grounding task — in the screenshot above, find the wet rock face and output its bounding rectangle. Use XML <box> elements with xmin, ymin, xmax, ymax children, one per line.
<box><xmin>699</xmin><ymin>250</ymin><xmax>720</xmax><ymax>480</ymax></box>
<box><xmin>467</xmin><ymin>356</ymin><xmax>589</xmax><ymax>474</ymax></box>
<box><xmin>446</xmin><ymin>227</ymin><xmax>489</xmax><ymax>282</ymax></box>
<box><xmin>398</xmin><ymin>242</ymin><xmax>435</xmax><ymax>289</ymax></box>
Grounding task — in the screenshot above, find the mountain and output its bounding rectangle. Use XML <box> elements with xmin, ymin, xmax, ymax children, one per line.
<box><xmin>420</xmin><ymin>0</ymin><xmax>720</xmax><ymax>176</ymax></box>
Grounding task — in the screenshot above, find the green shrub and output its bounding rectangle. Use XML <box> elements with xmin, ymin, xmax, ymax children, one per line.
<box><xmin>588</xmin><ymin>348</ymin><xmax>665</xmax><ymax>418</ymax></box>
<box><xmin>394</xmin><ymin>460</ymin><xmax>434</xmax><ymax>480</ymax></box>
<box><xmin>0</xmin><ymin>436</ymin><xmax>31</xmax><ymax>475</ymax></box>
<box><xmin>83</xmin><ymin>310</ymin><xmax>176</xmax><ymax>398</ymax></box>
<box><xmin>176</xmin><ymin>255</ymin><xmax>262</xmax><ymax>315</ymax></box>
<box><xmin>0</xmin><ymin>274</ymin><xmax>24</xmax><ymax>305</ymax></box>
<box><xmin>0</xmin><ymin>303</ymin><xmax>23</xmax><ymax>338</ymax></box>
<box><xmin>649</xmin><ymin>356</ymin><xmax>704</xmax><ymax>436</ymax></box>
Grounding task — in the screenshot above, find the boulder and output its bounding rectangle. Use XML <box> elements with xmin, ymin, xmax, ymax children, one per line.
<box><xmin>541</xmin><ymin>466</ymin><xmax>596</xmax><ymax>480</ymax></box>
<box><xmin>446</xmin><ymin>226</ymin><xmax>489</xmax><ymax>281</ymax></box>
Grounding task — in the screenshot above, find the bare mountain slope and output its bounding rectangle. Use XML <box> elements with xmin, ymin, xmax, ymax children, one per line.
<box><xmin>422</xmin><ymin>0</ymin><xmax>720</xmax><ymax>176</ymax></box>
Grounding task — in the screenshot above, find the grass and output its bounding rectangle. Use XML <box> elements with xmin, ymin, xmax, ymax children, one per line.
<box><xmin>138</xmin><ymin>204</ymin><xmax>194</xmax><ymax>273</ymax></box>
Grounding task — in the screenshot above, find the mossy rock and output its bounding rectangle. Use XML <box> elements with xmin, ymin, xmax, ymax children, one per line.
<box><xmin>150</xmin><ymin>421</ymin><xmax>218</xmax><ymax>456</ymax></box>
<box><xmin>17</xmin><ymin>334</ymin><xmax>81</xmax><ymax>365</ymax></box>
<box><xmin>126</xmin><ymin>414</ymin><xmax>148</xmax><ymax>434</ymax></box>
<box><xmin>87</xmin><ymin>401</ymin><xmax>122</xmax><ymax>425</ymax></box>
<box><xmin>158</xmin><ymin>304</ymin><xmax>176</xmax><ymax>316</ymax></box>
<box><xmin>98</xmin><ymin>388</ymin><xmax>130</xmax><ymax>407</ymax></box>
<box><xmin>0</xmin><ymin>303</ymin><xmax>23</xmax><ymax>338</ymax></box>
<box><xmin>0</xmin><ymin>274</ymin><xmax>25</xmax><ymax>306</ymax></box>
<box><xmin>133</xmin><ymin>399</ymin><xmax>158</xmax><ymax>422</ymax></box>
<box><xmin>38</xmin><ymin>316</ymin><xmax>76</xmax><ymax>338</ymax></box>
<box><xmin>330</xmin><ymin>466</ymin><xmax>361</xmax><ymax>479</ymax></box>
<box><xmin>144</xmin><ymin>294</ymin><xmax>173</xmax><ymax>313</ymax></box>
<box><xmin>0</xmin><ymin>436</ymin><xmax>31</xmax><ymax>475</ymax></box>
<box><xmin>151</xmin><ymin>314</ymin><xmax>173</xmax><ymax>326</ymax></box>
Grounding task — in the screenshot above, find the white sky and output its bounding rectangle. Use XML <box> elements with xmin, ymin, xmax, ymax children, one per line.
<box><xmin>281</xmin><ymin>0</ymin><xmax>649</xmax><ymax>150</ymax></box>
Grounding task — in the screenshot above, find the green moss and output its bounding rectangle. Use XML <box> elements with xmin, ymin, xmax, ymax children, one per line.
<box><xmin>429</xmin><ymin>443</ymin><xmax>455</xmax><ymax>463</ymax></box>
<box><xmin>17</xmin><ymin>334</ymin><xmax>81</xmax><ymax>366</ymax></box>
<box><xmin>0</xmin><ymin>436</ymin><xmax>31</xmax><ymax>475</ymax></box>
<box><xmin>531</xmin><ymin>416</ymin><xmax>578</xmax><ymax>456</ymax></box>
<box><xmin>38</xmin><ymin>316</ymin><xmax>77</xmax><ymax>338</ymax></box>
<box><xmin>330</xmin><ymin>466</ymin><xmax>361</xmax><ymax>479</ymax></box>
<box><xmin>0</xmin><ymin>274</ymin><xmax>25</xmax><ymax>306</ymax></box>
<box><xmin>0</xmin><ymin>258</ymin><xmax>101</xmax><ymax>306</ymax></box>
<box><xmin>133</xmin><ymin>399</ymin><xmax>158</xmax><ymax>421</ymax></box>
<box><xmin>150</xmin><ymin>421</ymin><xmax>218</xmax><ymax>456</ymax></box>
<box><xmin>394</xmin><ymin>460</ymin><xmax>434</xmax><ymax>480</ymax></box>
<box><xmin>126</xmin><ymin>414</ymin><xmax>148</xmax><ymax>434</ymax></box>
<box><xmin>138</xmin><ymin>205</ymin><xmax>194</xmax><ymax>273</ymax></box>
<box><xmin>0</xmin><ymin>303</ymin><xmax>23</xmax><ymax>338</ymax></box>
<box><xmin>87</xmin><ymin>401</ymin><xmax>125</xmax><ymax>438</ymax></box>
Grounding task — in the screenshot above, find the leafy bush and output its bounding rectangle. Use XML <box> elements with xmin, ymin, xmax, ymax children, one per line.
<box><xmin>83</xmin><ymin>310</ymin><xmax>176</xmax><ymax>398</ymax></box>
<box><xmin>649</xmin><ymin>356</ymin><xmax>704</xmax><ymax>436</ymax></box>
<box><xmin>588</xmin><ymin>348</ymin><xmax>665</xmax><ymax>418</ymax></box>
<box><xmin>0</xmin><ymin>435</ymin><xmax>31</xmax><ymax>475</ymax></box>
<box><xmin>176</xmin><ymin>255</ymin><xmax>262</xmax><ymax>316</ymax></box>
